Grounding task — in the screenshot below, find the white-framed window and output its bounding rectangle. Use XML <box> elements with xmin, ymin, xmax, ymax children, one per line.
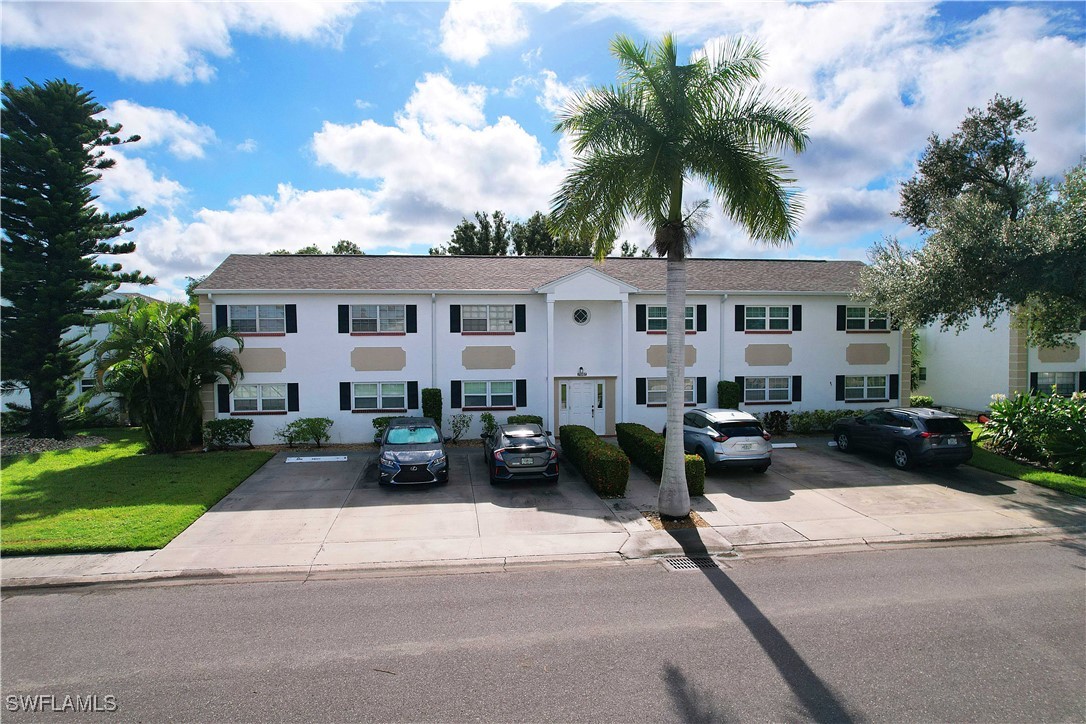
<box><xmin>646</xmin><ymin>377</ymin><xmax>694</xmax><ymax>405</ymax></box>
<box><xmin>462</xmin><ymin>304</ymin><xmax>514</xmax><ymax>333</ymax></box>
<box><xmin>463</xmin><ymin>380</ymin><xmax>514</xmax><ymax>408</ymax></box>
<box><xmin>646</xmin><ymin>305</ymin><xmax>694</xmax><ymax>332</ymax></box>
<box><xmin>844</xmin><ymin>375</ymin><xmax>887</xmax><ymax>401</ymax></box>
<box><xmin>229</xmin><ymin>305</ymin><xmax>285</xmax><ymax>333</ymax></box>
<box><xmin>744</xmin><ymin>376</ymin><xmax>791</xmax><ymax>403</ymax></box>
<box><xmin>1038</xmin><ymin>371</ymin><xmax>1076</xmax><ymax>396</ymax></box>
<box><xmin>353</xmin><ymin>382</ymin><xmax>406</xmax><ymax>411</ymax></box>
<box><xmin>80</xmin><ymin>378</ymin><xmax>96</xmax><ymax>394</ymax></box>
<box><xmin>233</xmin><ymin>383</ymin><xmax>287</xmax><ymax>412</ymax></box>
<box><xmin>573</xmin><ymin>308</ymin><xmax>590</xmax><ymax>325</ymax></box>
<box><xmin>846</xmin><ymin>306</ymin><xmax>889</xmax><ymax>331</ymax></box>
<box><xmin>351</xmin><ymin>304</ymin><xmax>405</xmax><ymax>333</ymax></box>
<box><xmin>746</xmin><ymin>305</ymin><xmax>791</xmax><ymax>331</ymax></box>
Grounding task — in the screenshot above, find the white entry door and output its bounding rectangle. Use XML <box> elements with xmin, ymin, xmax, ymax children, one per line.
<box><xmin>563</xmin><ymin>379</ymin><xmax>605</xmax><ymax>435</ymax></box>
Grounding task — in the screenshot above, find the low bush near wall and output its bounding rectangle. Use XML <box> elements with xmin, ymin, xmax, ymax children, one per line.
<box><xmin>276</xmin><ymin>417</ymin><xmax>333</xmax><ymax>448</ymax></box>
<box><xmin>421</xmin><ymin>388</ymin><xmax>442</xmax><ymax>428</ymax></box>
<box><xmin>203</xmin><ymin>418</ymin><xmax>254</xmax><ymax>450</ymax></box>
<box><xmin>507</xmin><ymin>414</ymin><xmax>544</xmax><ymax>426</ymax></box>
<box><xmin>717</xmin><ymin>380</ymin><xmax>740</xmax><ymax>409</ymax></box>
<box><xmin>480</xmin><ymin>412</ymin><xmax>498</xmax><ymax>438</ymax></box>
<box><xmin>559</xmin><ymin>425</ymin><xmax>629</xmax><ymax>496</ymax></box>
<box><xmin>447</xmin><ymin>413</ymin><xmax>473</xmax><ymax>442</ymax></box>
<box><xmin>759</xmin><ymin>409</ymin><xmax>863</xmax><ymax>434</ymax></box>
<box><xmin>983</xmin><ymin>392</ymin><xmax>1085</xmax><ymax>475</ymax></box>
<box><xmin>759</xmin><ymin>410</ymin><xmax>790</xmax><ymax>437</ymax></box>
<box><xmin>372</xmin><ymin>416</ymin><xmax>395</xmax><ymax>442</ymax></box>
<box><xmin>615</xmin><ymin>423</ymin><xmax>704</xmax><ymax>497</ymax></box>
<box><xmin>910</xmin><ymin>395</ymin><xmax>935</xmax><ymax>407</ymax></box>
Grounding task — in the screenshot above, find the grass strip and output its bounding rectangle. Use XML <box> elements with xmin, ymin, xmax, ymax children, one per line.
<box><xmin>1</xmin><ymin>428</ymin><xmax>273</xmax><ymax>555</ymax></box>
<box><xmin>964</xmin><ymin>423</ymin><xmax>1085</xmax><ymax>499</ymax></box>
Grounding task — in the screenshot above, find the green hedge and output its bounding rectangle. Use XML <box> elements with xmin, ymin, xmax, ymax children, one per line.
<box><xmin>558</xmin><ymin>424</ymin><xmax>629</xmax><ymax>496</ymax></box>
<box><xmin>717</xmin><ymin>380</ymin><xmax>740</xmax><ymax>409</ymax></box>
<box><xmin>203</xmin><ymin>418</ymin><xmax>254</xmax><ymax>449</ymax></box>
<box><xmin>507</xmin><ymin>414</ymin><xmax>544</xmax><ymax>426</ymax></box>
<box><xmin>615</xmin><ymin>422</ymin><xmax>704</xmax><ymax>497</ymax></box>
<box><xmin>422</xmin><ymin>388</ymin><xmax>442</xmax><ymax>428</ymax></box>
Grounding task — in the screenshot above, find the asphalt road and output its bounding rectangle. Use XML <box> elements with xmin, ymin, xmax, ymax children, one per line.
<box><xmin>3</xmin><ymin>540</ymin><xmax>1084</xmax><ymax>723</ymax></box>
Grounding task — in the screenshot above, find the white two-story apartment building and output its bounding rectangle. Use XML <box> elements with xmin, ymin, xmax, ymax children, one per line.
<box><xmin>195</xmin><ymin>255</ymin><xmax>910</xmax><ymax>445</ymax></box>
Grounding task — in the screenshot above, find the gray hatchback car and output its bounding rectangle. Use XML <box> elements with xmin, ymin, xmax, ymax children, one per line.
<box><xmin>682</xmin><ymin>408</ymin><xmax>772</xmax><ymax>473</ymax></box>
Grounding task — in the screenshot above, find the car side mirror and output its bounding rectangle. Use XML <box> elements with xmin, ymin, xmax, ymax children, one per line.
<box><xmin>545</xmin><ymin>430</ymin><xmax>552</xmax><ymax>436</ymax></box>
<box><xmin>444</xmin><ymin>436</ymin><xmax>452</xmax><ymax>443</ymax></box>
<box><xmin>480</xmin><ymin>433</ymin><xmax>487</xmax><ymax>439</ymax></box>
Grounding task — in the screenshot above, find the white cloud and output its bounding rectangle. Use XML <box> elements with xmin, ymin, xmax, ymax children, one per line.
<box><xmin>2</xmin><ymin>1</ymin><xmax>364</xmax><ymax>83</ymax></box>
<box><xmin>236</xmin><ymin>139</ymin><xmax>258</xmax><ymax>153</ymax></box>
<box><xmin>106</xmin><ymin>100</ymin><xmax>216</xmax><ymax>159</ymax></box>
<box><xmin>439</xmin><ymin>1</ymin><xmax>528</xmax><ymax>65</ymax></box>
<box><xmin>96</xmin><ymin>154</ymin><xmax>186</xmax><ymax>212</ymax></box>
<box><xmin>537</xmin><ymin>69</ymin><xmax>577</xmax><ymax>116</ymax></box>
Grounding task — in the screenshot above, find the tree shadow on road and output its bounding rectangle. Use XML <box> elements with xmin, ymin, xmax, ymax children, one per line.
<box><xmin>665</xmin><ymin>529</ymin><xmax>860</xmax><ymax>723</ymax></box>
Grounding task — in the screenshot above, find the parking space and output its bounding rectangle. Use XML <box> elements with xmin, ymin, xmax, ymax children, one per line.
<box><xmin>133</xmin><ymin>439</ymin><xmax>1086</xmax><ymax>574</ymax></box>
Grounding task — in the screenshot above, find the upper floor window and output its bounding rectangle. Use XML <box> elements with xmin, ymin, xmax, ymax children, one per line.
<box><xmin>352</xmin><ymin>304</ymin><xmax>405</xmax><ymax>333</ymax></box>
<box><xmin>464</xmin><ymin>380</ymin><xmax>515</xmax><ymax>408</ymax></box>
<box><xmin>354</xmin><ymin>382</ymin><xmax>406</xmax><ymax>411</ymax></box>
<box><xmin>233</xmin><ymin>383</ymin><xmax>286</xmax><ymax>412</ymax></box>
<box><xmin>746</xmin><ymin>306</ymin><xmax>790</xmax><ymax>331</ymax></box>
<box><xmin>646</xmin><ymin>305</ymin><xmax>694</xmax><ymax>332</ymax></box>
<box><xmin>845</xmin><ymin>306</ymin><xmax>888</xmax><ymax>331</ymax></box>
<box><xmin>230</xmin><ymin>305</ymin><xmax>285</xmax><ymax>333</ymax></box>
<box><xmin>463</xmin><ymin>304</ymin><xmax>514</xmax><ymax>333</ymax></box>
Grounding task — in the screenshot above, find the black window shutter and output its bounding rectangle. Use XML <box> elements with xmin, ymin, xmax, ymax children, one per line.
<box><xmin>696</xmin><ymin>377</ymin><xmax>707</xmax><ymax>404</ymax></box>
<box><xmin>215</xmin><ymin>305</ymin><xmax>228</xmax><ymax>330</ymax></box>
<box><xmin>735</xmin><ymin>305</ymin><xmax>745</xmax><ymax>331</ymax></box>
<box><xmin>514</xmin><ymin>304</ymin><xmax>526</xmax><ymax>333</ymax></box>
<box><xmin>340</xmin><ymin>382</ymin><xmax>351</xmax><ymax>410</ymax></box>
<box><xmin>217</xmin><ymin>384</ymin><xmax>231</xmax><ymax>413</ymax></box>
<box><xmin>1079</xmin><ymin>371</ymin><xmax>1086</xmax><ymax>392</ymax></box>
<box><xmin>450</xmin><ymin>305</ymin><xmax>461</xmax><ymax>333</ymax></box>
<box><xmin>735</xmin><ymin>376</ymin><xmax>745</xmax><ymax>403</ymax></box>
<box><xmin>338</xmin><ymin>305</ymin><xmax>350</xmax><ymax>334</ymax></box>
<box><xmin>407</xmin><ymin>381</ymin><xmax>419</xmax><ymax>409</ymax></box>
<box><xmin>406</xmin><ymin>305</ymin><xmax>417</xmax><ymax>334</ymax></box>
<box><xmin>836</xmin><ymin>375</ymin><xmax>846</xmax><ymax>401</ymax></box>
<box><xmin>635</xmin><ymin>304</ymin><xmax>646</xmax><ymax>332</ymax></box>
<box><xmin>451</xmin><ymin>380</ymin><xmax>462</xmax><ymax>409</ymax></box>
<box><xmin>287</xmin><ymin>383</ymin><xmax>300</xmax><ymax>412</ymax></box>
<box><xmin>285</xmin><ymin>305</ymin><xmax>297</xmax><ymax>333</ymax></box>
<box><xmin>792</xmin><ymin>304</ymin><xmax>802</xmax><ymax>331</ymax></box>
<box><xmin>889</xmin><ymin>374</ymin><xmax>899</xmax><ymax>400</ymax></box>
<box><xmin>1029</xmin><ymin>372</ymin><xmax>1038</xmax><ymax>393</ymax></box>
<box><xmin>792</xmin><ymin>376</ymin><xmax>802</xmax><ymax>402</ymax></box>
<box><xmin>696</xmin><ymin>305</ymin><xmax>707</xmax><ymax>332</ymax></box>
<box><xmin>635</xmin><ymin>378</ymin><xmax>646</xmax><ymax>405</ymax></box>
<box><xmin>837</xmin><ymin>305</ymin><xmax>847</xmax><ymax>331</ymax></box>
<box><xmin>515</xmin><ymin>379</ymin><xmax>527</xmax><ymax>407</ymax></box>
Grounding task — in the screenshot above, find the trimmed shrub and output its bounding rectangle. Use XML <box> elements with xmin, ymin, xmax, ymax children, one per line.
<box><xmin>203</xmin><ymin>418</ymin><xmax>254</xmax><ymax>449</ymax></box>
<box><xmin>615</xmin><ymin>422</ymin><xmax>704</xmax><ymax>496</ymax></box>
<box><xmin>717</xmin><ymin>380</ymin><xmax>740</xmax><ymax>409</ymax></box>
<box><xmin>275</xmin><ymin>417</ymin><xmax>333</xmax><ymax>448</ymax></box>
<box><xmin>447</xmin><ymin>413</ymin><xmax>473</xmax><ymax>442</ymax></box>
<box><xmin>983</xmin><ymin>391</ymin><xmax>1085</xmax><ymax>474</ymax></box>
<box><xmin>421</xmin><ymin>387</ymin><xmax>442</xmax><ymax>428</ymax></box>
<box><xmin>760</xmin><ymin>410</ymin><xmax>790</xmax><ymax>436</ymax></box>
<box><xmin>559</xmin><ymin>424</ymin><xmax>629</xmax><ymax>496</ymax></box>
<box><xmin>910</xmin><ymin>395</ymin><xmax>935</xmax><ymax>407</ymax></box>
<box><xmin>507</xmin><ymin>414</ymin><xmax>544</xmax><ymax>426</ymax></box>
<box><xmin>480</xmin><ymin>412</ymin><xmax>498</xmax><ymax>438</ymax></box>
<box><xmin>789</xmin><ymin>411</ymin><xmax>816</xmax><ymax>434</ymax></box>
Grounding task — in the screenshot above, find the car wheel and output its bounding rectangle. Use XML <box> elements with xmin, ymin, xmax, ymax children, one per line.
<box><xmin>752</xmin><ymin>464</ymin><xmax>769</xmax><ymax>474</ymax></box>
<box><xmin>835</xmin><ymin>431</ymin><xmax>852</xmax><ymax>453</ymax></box>
<box><xmin>892</xmin><ymin>445</ymin><xmax>914</xmax><ymax>470</ymax></box>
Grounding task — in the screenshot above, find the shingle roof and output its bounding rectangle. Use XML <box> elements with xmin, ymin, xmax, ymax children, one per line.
<box><xmin>197</xmin><ymin>254</ymin><xmax>865</xmax><ymax>294</ymax></box>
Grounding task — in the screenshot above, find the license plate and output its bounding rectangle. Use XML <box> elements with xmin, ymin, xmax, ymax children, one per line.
<box><xmin>518</xmin><ymin>457</ymin><xmax>535</xmax><ymax>465</ymax></box>
<box><xmin>946</xmin><ymin>437</ymin><xmax>958</xmax><ymax>446</ymax></box>
<box><xmin>740</xmin><ymin>444</ymin><xmax>753</xmax><ymax>451</ymax></box>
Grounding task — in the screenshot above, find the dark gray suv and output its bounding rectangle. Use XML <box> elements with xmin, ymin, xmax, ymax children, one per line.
<box><xmin>377</xmin><ymin>417</ymin><xmax>449</xmax><ymax>485</ymax></box>
<box><xmin>832</xmin><ymin>408</ymin><xmax>973</xmax><ymax>470</ymax></box>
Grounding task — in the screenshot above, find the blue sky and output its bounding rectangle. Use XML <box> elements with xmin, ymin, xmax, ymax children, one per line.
<box><xmin>3</xmin><ymin>1</ymin><xmax>1084</xmax><ymax>299</ymax></box>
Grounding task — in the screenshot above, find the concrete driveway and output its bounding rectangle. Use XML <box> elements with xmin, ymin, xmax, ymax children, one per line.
<box><xmin>120</xmin><ymin>438</ymin><xmax>1086</xmax><ymax>575</ymax></box>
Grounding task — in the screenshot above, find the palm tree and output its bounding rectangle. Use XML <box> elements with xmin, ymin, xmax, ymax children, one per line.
<box><xmin>97</xmin><ymin>300</ymin><xmax>244</xmax><ymax>453</ymax></box>
<box><xmin>551</xmin><ymin>34</ymin><xmax>810</xmax><ymax>517</ymax></box>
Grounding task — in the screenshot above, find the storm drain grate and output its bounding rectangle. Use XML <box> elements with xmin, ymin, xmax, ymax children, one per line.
<box><xmin>661</xmin><ymin>556</ymin><xmax>721</xmax><ymax>572</ymax></box>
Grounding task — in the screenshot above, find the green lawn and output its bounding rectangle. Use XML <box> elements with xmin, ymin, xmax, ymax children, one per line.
<box><xmin>965</xmin><ymin>422</ymin><xmax>1086</xmax><ymax>499</ymax></box>
<box><xmin>1</xmin><ymin>428</ymin><xmax>273</xmax><ymax>556</ymax></box>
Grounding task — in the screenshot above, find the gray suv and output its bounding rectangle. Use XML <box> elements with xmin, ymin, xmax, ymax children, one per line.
<box><xmin>832</xmin><ymin>408</ymin><xmax>972</xmax><ymax>470</ymax></box>
<box><xmin>682</xmin><ymin>408</ymin><xmax>772</xmax><ymax>473</ymax></box>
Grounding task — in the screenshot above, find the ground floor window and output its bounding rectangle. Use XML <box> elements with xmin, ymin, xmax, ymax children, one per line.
<box><xmin>233</xmin><ymin>383</ymin><xmax>286</xmax><ymax>412</ymax></box>
<box><xmin>844</xmin><ymin>375</ymin><xmax>886</xmax><ymax>401</ymax></box>
<box><xmin>464</xmin><ymin>380</ymin><xmax>514</xmax><ymax>408</ymax></box>
<box><xmin>1037</xmin><ymin>371</ymin><xmax>1076</xmax><ymax>396</ymax></box>
<box><xmin>745</xmin><ymin>376</ymin><xmax>790</xmax><ymax>402</ymax></box>
<box><xmin>646</xmin><ymin>377</ymin><xmax>694</xmax><ymax>405</ymax></box>
<box><xmin>354</xmin><ymin>382</ymin><xmax>406</xmax><ymax>411</ymax></box>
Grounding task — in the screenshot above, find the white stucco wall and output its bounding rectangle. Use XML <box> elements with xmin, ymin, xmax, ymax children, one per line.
<box><xmin>915</xmin><ymin>314</ymin><xmax>1011</xmax><ymax>411</ymax></box>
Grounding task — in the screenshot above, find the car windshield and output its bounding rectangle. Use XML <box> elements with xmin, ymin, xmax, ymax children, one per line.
<box><xmin>386</xmin><ymin>426</ymin><xmax>440</xmax><ymax>445</ymax></box>
<box><xmin>712</xmin><ymin>422</ymin><xmax>763</xmax><ymax>437</ymax></box>
<box><xmin>924</xmin><ymin>418</ymin><xmax>969</xmax><ymax>434</ymax></box>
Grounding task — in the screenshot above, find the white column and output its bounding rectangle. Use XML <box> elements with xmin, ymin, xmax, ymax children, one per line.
<box><xmin>546</xmin><ymin>295</ymin><xmax>555</xmax><ymax>433</ymax></box>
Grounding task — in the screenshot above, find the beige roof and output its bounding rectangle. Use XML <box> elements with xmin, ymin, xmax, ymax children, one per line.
<box><xmin>197</xmin><ymin>254</ymin><xmax>864</xmax><ymax>294</ymax></box>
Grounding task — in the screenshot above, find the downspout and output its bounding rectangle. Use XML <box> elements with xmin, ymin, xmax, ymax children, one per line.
<box><xmin>719</xmin><ymin>293</ymin><xmax>727</xmax><ymax>406</ymax></box>
<box><xmin>431</xmin><ymin>293</ymin><xmax>438</xmax><ymax>388</ymax></box>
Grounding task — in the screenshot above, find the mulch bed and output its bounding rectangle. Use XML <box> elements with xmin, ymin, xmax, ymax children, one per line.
<box><xmin>1</xmin><ymin>435</ymin><xmax>109</xmax><ymax>457</ymax></box>
<box><xmin>641</xmin><ymin>510</ymin><xmax>710</xmax><ymax>530</ymax></box>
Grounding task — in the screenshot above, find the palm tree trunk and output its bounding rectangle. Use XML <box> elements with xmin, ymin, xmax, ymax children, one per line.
<box><xmin>658</xmin><ymin>250</ymin><xmax>690</xmax><ymax>517</ymax></box>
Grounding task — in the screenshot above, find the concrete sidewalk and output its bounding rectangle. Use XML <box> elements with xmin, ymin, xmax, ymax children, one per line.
<box><xmin>3</xmin><ymin>440</ymin><xmax>1084</xmax><ymax>589</ymax></box>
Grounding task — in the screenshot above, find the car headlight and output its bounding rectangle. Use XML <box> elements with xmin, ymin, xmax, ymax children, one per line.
<box><xmin>379</xmin><ymin>452</ymin><xmax>397</xmax><ymax>466</ymax></box>
<box><xmin>429</xmin><ymin>455</ymin><xmax>447</xmax><ymax>469</ymax></box>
